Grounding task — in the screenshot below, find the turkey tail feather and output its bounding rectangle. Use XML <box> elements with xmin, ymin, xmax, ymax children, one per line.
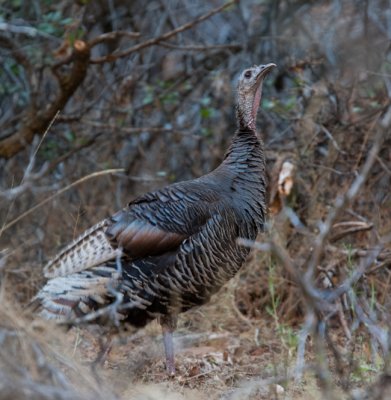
<box><xmin>44</xmin><ymin>220</ymin><xmax>120</xmax><ymax>278</ymax></box>
<box><xmin>34</xmin><ymin>266</ymin><xmax>121</xmax><ymax>321</ymax></box>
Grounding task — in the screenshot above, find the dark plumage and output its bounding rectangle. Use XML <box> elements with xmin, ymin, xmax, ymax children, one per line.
<box><xmin>33</xmin><ymin>63</ymin><xmax>276</xmax><ymax>374</ymax></box>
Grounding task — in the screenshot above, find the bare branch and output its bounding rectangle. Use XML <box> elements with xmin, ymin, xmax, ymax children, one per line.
<box><xmin>90</xmin><ymin>0</ymin><xmax>237</xmax><ymax>63</ymax></box>
<box><xmin>330</xmin><ymin>221</ymin><xmax>374</xmax><ymax>242</ymax></box>
<box><xmin>0</xmin><ymin>22</ymin><xmax>57</xmax><ymax>40</ymax></box>
<box><xmin>0</xmin><ymin>35</ymin><xmax>32</xmax><ymax>72</ymax></box>
<box><xmin>0</xmin><ymin>41</ymin><xmax>90</xmax><ymax>159</ymax></box>
<box><xmin>158</xmin><ymin>42</ymin><xmax>242</xmax><ymax>51</ymax></box>
<box><xmin>89</xmin><ymin>30</ymin><xmax>140</xmax><ymax>47</ymax></box>
<box><xmin>0</xmin><ymin>113</ymin><xmax>60</xmax><ymax>200</ymax></box>
<box><xmin>305</xmin><ymin>111</ymin><xmax>387</xmax><ymax>283</ymax></box>
<box><xmin>0</xmin><ymin>168</ymin><xmax>124</xmax><ymax>235</ymax></box>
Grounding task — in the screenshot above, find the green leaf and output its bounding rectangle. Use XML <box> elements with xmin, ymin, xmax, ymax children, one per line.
<box><xmin>200</xmin><ymin>107</ymin><xmax>214</xmax><ymax>119</ymax></box>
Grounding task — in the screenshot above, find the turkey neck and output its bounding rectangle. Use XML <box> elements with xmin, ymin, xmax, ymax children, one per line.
<box><xmin>223</xmin><ymin>127</ymin><xmax>265</xmax><ymax>178</ymax></box>
<box><xmin>221</xmin><ymin>127</ymin><xmax>266</xmax><ymax>232</ymax></box>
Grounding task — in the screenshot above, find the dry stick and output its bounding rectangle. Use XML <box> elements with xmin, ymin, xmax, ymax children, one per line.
<box><xmin>28</xmin><ymin>110</ymin><xmax>60</xmax><ymax>172</ymax></box>
<box><xmin>304</xmin><ymin>117</ymin><xmax>386</xmax><ymax>285</ymax></box>
<box><xmin>0</xmin><ymin>168</ymin><xmax>124</xmax><ymax>235</ymax></box>
<box><xmin>158</xmin><ymin>42</ymin><xmax>242</xmax><ymax>51</ymax></box>
<box><xmin>88</xmin><ymin>30</ymin><xmax>140</xmax><ymax>47</ymax></box>
<box><xmin>239</xmin><ymin>110</ymin><xmax>389</xmax><ymax>381</ymax></box>
<box><xmin>0</xmin><ymin>21</ymin><xmax>56</xmax><ymax>40</ymax></box>
<box><xmin>81</xmin><ymin>120</ymin><xmax>175</xmax><ymax>134</ymax></box>
<box><xmin>63</xmin><ymin>294</ymin><xmax>124</xmax><ymax>326</ymax></box>
<box><xmin>225</xmin><ymin>363</ymin><xmax>315</xmax><ymax>399</ymax></box>
<box><xmin>290</xmin><ymin>121</ymin><xmax>385</xmax><ymax>378</ymax></box>
<box><xmin>238</xmin><ymin>239</ymin><xmax>322</xmax><ymax>308</ymax></box>
<box><xmin>326</xmin><ymin>244</ymin><xmax>391</xmax><ymax>260</ymax></box>
<box><xmin>320</xmin><ymin>125</ymin><xmax>346</xmax><ymax>155</ymax></box>
<box><xmin>45</xmin><ymin>132</ymin><xmax>105</xmax><ymax>174</ymax></box>
<box><xmin>295</xmin><ymin>310</ymin><xmax>316</xmax><ymax>380</ymax></box>
<box><xmin>42</xmin><ymin>124</ymin><xmax>176</xmax><ymax>176</ymax></box>
<box><xmin>90</xmin><ymin>0</ymin><xmax>237</xmax><ymax>63</ymax></box>
<box><xmin>376</xmin><ymin>154</ymin><xmax>391</xmax><ymax>175</ymax></box>
<box><xmin>348</xmin><ymin>291</ymin><xmax>389</xmax><ymax>355</ymax></box>
<box><xmin>230</xmin><ymin>295</ymin><xmax>254</xmax><ymax>329</ymax></box>
<box><xmin>0</xmin><ymin>41</ymin><xmax>90</xmax><ymax>158</ymax></box>
<box><xmin>0</xmin><ymin>35</ymin><xmax>32</xmax><ymax>77</ymax></box>
<box><xmin>327</xmin><ymin>246</ymin><xmax>382</xmax><ymax>303</ymax></box>
<box><xmin>281</xmin><ymin>123</ymin><xmax>384</xmax><ymax>372</ymax></box>
<box><xmin>330</xmin><ymin>221</ymin><xmax>373</xmax><ymax>243</ymax></box>
<box><xmin>336</xmin><ymin>300</ymin><xmax>352</xmax><ymax>339</ymax></box>
<box><xmin>0</xmin><ymin>111</ymin><xmax>60</xmax><ymax>231</ymax></box>
<box><xmin>1</xmin><ymin>1</ymin><xmax>232</xmax><ymax>156</ymax></box>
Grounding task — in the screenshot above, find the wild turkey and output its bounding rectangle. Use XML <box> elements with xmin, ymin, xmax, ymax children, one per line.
<box><xmin>33</xmin><ymin>63</ymin><xmax>276</xmax><ymax>375</ymax></box>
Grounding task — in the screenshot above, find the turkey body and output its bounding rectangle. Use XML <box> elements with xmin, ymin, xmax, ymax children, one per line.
<box><xmin>34</xmin><ymin>63</ymin><xmax>275</xmax><ymax>374</ymax></box>
<box><xmin>38</xmin><ymin>130</ymin><xmax>266</xmax><ymax>326</ymax></box>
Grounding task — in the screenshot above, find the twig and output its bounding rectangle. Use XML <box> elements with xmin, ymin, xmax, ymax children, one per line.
<box><xmin>227</xmin><ymin>363</ymin><xmax>315</xmax><ymax>399</ymax></box>
<box><xmin>348</xmin><ymin>291</ymin><xmax>389</xmax><ymax>355</ymax></box>
<box><xmin>295</xmin><ymin>310</ymin><xmax>316</xmax><ymax>380</ymax></box>
<box><xmin>326</xmin><ymin>246</ymin><xmax>382</xmax><ymax>303</ymax></box>
<box><xmin>336</xmin><ymin>300</ymin><xmax>351</xmax><ymax>340</ymax></box>
<box><xmin>376</xmin><ymin>154</ymin><xmax>391</xmax><ymax>175</ymax></box>
<box><xmin>45</xmin><ymin>132</ymin><xmax>105</xmax><ymax>173</ymax></box>
<box><xmin>0</xmin><ymin>22</ymin><xmax>57</xmax><ymax>40</ymax></box>
<box><xmin>81</xmin><ymin>120</ymin><xmax>175</xmax><ymax>134</ymax></box>
<box><xmin>179</xmin><ymin>367</ymin><xmax>220</xmax><ymax>381</ymax></box>
<box><xmin>0</xmin><ymin>168</ymin><xmax>124</xmax><ymax>235</ymax></box>
<box><xmin>320</xmin><ymin>125</ymin><xmax>347</xmax><ymax>155</ymax></box>
<box><xmin>1</xmin><ymin>113</ymin><xmax>60</xmax><ymax>245</ymax></box>
<box><xmin>330</xmin><ymin>221</ymin><xmax>373</xmax><ymax>243</ymax></box>
<box><xmin>106</xmin><ymin>248</ymin><xmax>124</xmax><ymax>326</ymax></box>
<box><xmin>90</xmin><ymin>0</ymin><xmax>237</xmax><ymax>63</ymax></box>
<box><xmin>305</xmin><ymin>115</ymin><xmax>386</xmax><ymax>283</ymax></box>
<box><xmin>0</xmin><ymin>35</ymin><xmax>32</xmax><ymax>73</ymax></box>
<box><xmin>230</xmin><ymin>294</ymin><xmax>254</xmax><ymax>329</ymax></box>
<box><xmin>88</xmin><ymin>30</ymin><xmax>140</xmax><ymax>47</ymax></box>
<box><xmin>0</xmin><ymin>162</ymin><xmax>49</xmax><ymax>200</ymax></box>
<box><xmin>158</xmin><ymin>42</ymin><xmax>242</xmax><ymax>51</ymax></box>
<box><xmin>0</xmin><ymin>41</ymin><xmax>90</xmax><ymax>159</ymax></box>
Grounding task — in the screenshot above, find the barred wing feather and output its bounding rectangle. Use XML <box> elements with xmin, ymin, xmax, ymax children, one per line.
<box><xmin>44</xmin><ymin>220</ymin><xmax>120</xmax><ymax>278</ymax></box>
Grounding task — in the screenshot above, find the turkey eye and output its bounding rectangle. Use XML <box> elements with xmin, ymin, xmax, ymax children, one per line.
<box><xmin>244</xmin><ymin>70</ymin><xmax>252</xmax><ymax>78</ymax></box>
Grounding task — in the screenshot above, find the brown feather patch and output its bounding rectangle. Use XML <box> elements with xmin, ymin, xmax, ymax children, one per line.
<box><xmin>108</xmin><ymin>219</ymin><xmax>186</xmax><ymax>257</ymax></box>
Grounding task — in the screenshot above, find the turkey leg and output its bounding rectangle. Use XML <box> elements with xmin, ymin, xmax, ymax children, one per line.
<box><xmin>160</xmin><ymin>314</ymin><xmax>178</xmax><ymax>376</ymax></box>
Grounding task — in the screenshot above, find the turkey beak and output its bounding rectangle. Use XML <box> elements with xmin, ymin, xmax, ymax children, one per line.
<box><xmin>256</xmin><ymin>63</ymin><xmax>276</xmax><ymax>81</ymax></box>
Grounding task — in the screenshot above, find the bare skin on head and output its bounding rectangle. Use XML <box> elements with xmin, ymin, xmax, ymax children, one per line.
<box><xmin>236</xmin><ymin>63</ymin><xmax>276</xmax><ymax>132</ymax></box>
<box><xmin>32</xmin><ymin>63</ymin><xmax>276</xmax><ymax>376</ymax></box>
